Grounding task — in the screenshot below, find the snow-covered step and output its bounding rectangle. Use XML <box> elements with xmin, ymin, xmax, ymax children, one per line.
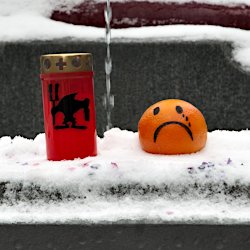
<box><xmin>0</xmin><ymin>128</ymin><xmax>250</xmax><ymax>224</ymax></box>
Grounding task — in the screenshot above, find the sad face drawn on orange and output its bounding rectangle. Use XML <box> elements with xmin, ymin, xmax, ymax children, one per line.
<box><xmin>138</xmin><ymin>99</ymin><xmax>207</xmax><ymax>155</ymax></box>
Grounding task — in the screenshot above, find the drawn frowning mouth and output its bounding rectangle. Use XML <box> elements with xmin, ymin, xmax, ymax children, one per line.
<box><xmin>153</xmin><ymin>121</ymin><xmax>193</xmax><ymax>143</ymax></box>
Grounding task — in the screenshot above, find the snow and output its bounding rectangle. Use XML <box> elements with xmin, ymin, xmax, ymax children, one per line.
<box><xmin>0</xmin><ymin>128</ymin><xmax>250</xmax><ymax>224</ymax></box>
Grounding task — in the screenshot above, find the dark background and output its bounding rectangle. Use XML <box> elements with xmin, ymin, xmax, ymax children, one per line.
<box><xmin>0</xmin><ymin>40</ymin><xmax>249</xmax><ymax>138</ymax></box>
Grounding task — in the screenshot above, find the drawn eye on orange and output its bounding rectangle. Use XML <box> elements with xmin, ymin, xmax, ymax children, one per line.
<box><xmin>138</xmin><ymin>99</ymin><xmax>207</xmax><ymax>155</ymax></box>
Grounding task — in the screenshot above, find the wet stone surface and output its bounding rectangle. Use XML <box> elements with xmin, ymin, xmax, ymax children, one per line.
<box><xmin>0</xmin><ymin>180</ymin><xmax>249</xmax><ymax>204</ymax></box>
<box><xmin>0</xmin><ymin>224</ymin><xmax>249</xmax><ymax>250</ymax></box>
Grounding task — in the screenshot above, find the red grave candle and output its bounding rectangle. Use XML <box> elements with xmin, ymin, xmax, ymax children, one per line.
<box><xmin>40</xmin><ymin>53</ymin><xmax>97</xmax><ymax>160</ymax></box>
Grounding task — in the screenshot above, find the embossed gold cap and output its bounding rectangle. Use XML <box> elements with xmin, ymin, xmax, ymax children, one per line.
<box><xmin>40</xmin><ymin>53</ymin><xmax>93</xmax><ymax>74</ymax></box>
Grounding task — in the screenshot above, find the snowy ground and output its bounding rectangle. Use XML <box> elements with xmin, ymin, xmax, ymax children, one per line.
<box><xmin>0</xmin><ymin>128</ymin><xmax>250</xmax><ymax>224</ymax></box>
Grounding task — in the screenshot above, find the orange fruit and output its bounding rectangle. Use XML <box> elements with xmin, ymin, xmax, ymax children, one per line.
<box><xmin>138</xmin><ymin>99</ymin><xmax>207</xmax><ymax>155</ymax></box>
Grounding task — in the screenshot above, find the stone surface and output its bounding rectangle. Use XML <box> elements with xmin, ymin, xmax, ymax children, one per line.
<box><xmin>0</xmin><ymin>40</ymin><xmax>249</xmax><ymax>138</ymax></box>
<box><xmin>0</xmin><ymin>224</ymin><xmax>249</xmax><ymax>249</ymax></box>
<box><xmin>0</xmin><ymin>181</ymin><xmax>247</xmax><ymax>204</ymax></box>
<box><xmin>52</xmin><ymin>1</ymin><xmax>250</xmax><ymax>30</ymax></box>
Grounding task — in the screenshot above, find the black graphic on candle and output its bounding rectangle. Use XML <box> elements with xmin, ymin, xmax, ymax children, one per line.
<box><xmin>48</xmin><ymin>83</ymin><xmax>90</xmax><ymax>129</ymax></box>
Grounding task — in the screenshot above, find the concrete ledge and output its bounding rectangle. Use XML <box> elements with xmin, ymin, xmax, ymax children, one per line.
<box><xmin>0</xmin><ymin>224</ymin><xmax>250</xmax><ymax>249</ymax></box>
<box><xmin>0</xmin><ymin>40</ymin><xmax>249</xmax><ymax>138</ymax></box>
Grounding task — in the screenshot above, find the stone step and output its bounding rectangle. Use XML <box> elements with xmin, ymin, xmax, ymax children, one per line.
<box><xmin>0</xmin><ymin>40</ymin><xmax>249</xmax><ymax>138</ymax></box>
<box><xmin>0</xmin><ymin>224</ymin><xmax>249</xmax><ymax>250</ymax></box>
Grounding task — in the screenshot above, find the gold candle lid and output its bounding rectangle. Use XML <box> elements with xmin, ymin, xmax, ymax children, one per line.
<box><xmin>40</xmin><ymin>53</ymin><xmax>93</xmax><ymax>74</ymax></box>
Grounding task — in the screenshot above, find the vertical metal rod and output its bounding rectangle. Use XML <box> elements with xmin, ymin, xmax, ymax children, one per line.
<box><xmin>104</xmin><ymin>0</ymin><xmax>113</xmax><ymax>131</ymax></box>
